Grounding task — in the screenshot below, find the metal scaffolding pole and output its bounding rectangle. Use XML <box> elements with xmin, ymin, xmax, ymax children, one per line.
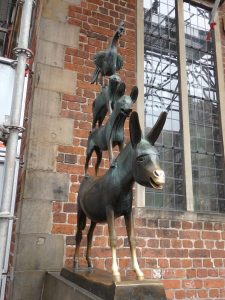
<box><xmin>0</xmin><ymin>0</ymin><xmax>33</xmax><ymax>298</ymax></box>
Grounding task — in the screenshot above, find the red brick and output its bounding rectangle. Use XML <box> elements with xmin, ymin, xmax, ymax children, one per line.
<box><xmin>189</xmin><ymin>249</ymin><xmax>210</xmax><ymax>258</ymax></box>
<box><xmin>52</xmin><ymin>224</ymin><xmax>74</xmax><ymax>234</ymax></box>
<box><xmin>183</xmin><ymin>279</ymin><xmax>202</xmax><ymax>289</ymax></box>
<box><xmin>170</xmin><ymin>259</ymin><xmax>181</xmax><ymax>268</ymax></box>
<box><xmin>145</xmin><ymin>258</ymin><xmax>157</xmax><ymax>268</ymax></box>
<box><xmin>193</xmin><ymin>259</ymin><xmax>202</xmax><ymax>268</ymax></box>
<box><xmin>204</xmin><ymin>279</ymin><xmax>225</xmax><ymax>288</ymax></box>
<box><xmin>68</xmin><ymin>214</ymin><xmax>77</xmax><ymax>224</ymax></box>
<box><xmin>179</xmin><ymin>230</ymin><xmax>200</xmax><ymax>239</ymax></box>
<box><xmin>52</xmin><ymin>202</ymin><xmax>62</xmax><ymax>213</ymax></box>
<box><xmin>157</xmin><ymin>229</ymin><xmax>178</xmax><ymax>238</ymax></box>
<box><xmin>158</xmin><ymin>259</ymin><xmax>169</xmax><ymax>268</ymax></box>
<box><xmin>194</xmin><ymin>240</ymin><xmax>204</xmax><ymax>248</ymax></box>
<box><xmin>147</xmin><ymin>239</ymin><xmax>159</xmax><ymax>248</ymax></box>
<box><xmin>181</xmin><ymin>259</ymin><xmax>192</xmax><ymax>268</ymax></box>
<box><xmin>63</xmin><ymin>203</ymin><xmax>77</xmax><ymax>213</ymax></box>
<box><xmin>209</xmin><ymin>289</ymin><xmax>219</xmax><ymax>298</ymax></box>
<box><xmin>186</xmin><ymin>268</ymin><xmax>196</xmax><ymax>278</ymax></box>
<box><xmin>202</xmin><ymin>231</ymin><xmax>220</xmax><ymax>240</ymax></box>
<box><xmin>166</xmin><ymin>249</ymin><xmax>188</xmax><ymax>258</ymax></box>
<box><xmin>162</xmin><ymin>280</ymin><xmax>181</xmax><ymax>289</ymax></box>
<box><xmin>182</xmin><ymin>239</ymin><xmax>193</xmax><ymax>248</ymax></box>
<box><xmin>93</xmin><ymin>236</ymin><xmax>108</xmax><ymax>247</ymax></box>
<box><xmin>198</xmin><ymin>289</ymin><xmax>208</xmax><ymax>298</ymax></box>
<box><xmin>66</xmin><ymin>246</ymin><xmax>75</xmax><ymax>257</ymax></box>
<box><xmin>53</xmin><ymin>213</ymin><xmax>66</xmax><ymax>223</ymax></box>
<box><xmin>211</xmin><ymin>250</ymin><xmax>225</xmax><ymax>258</ymax></box>
<box><xmin>197</xmin><ymin>268</ymin><xmax>208</xmax><ymax>278</ymax></box>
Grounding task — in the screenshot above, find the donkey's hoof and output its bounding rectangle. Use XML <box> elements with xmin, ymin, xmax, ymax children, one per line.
<box><xmin>137</xmin><ymin>274</ymin><xmax>144</xmax><ymax>280</ymax></box>
<box><xmin>113</xmin><ymin>274</ymin><xmax>121</xmax><ymax>282</ymax></box>
<box><xmin>87</xmin><ymin>261</ymin><xmax>93</xmax><ymax>268</ymax></box>
<box><xmin>73</xmin><ymin>262</ymin><xmax>79</xmax><ymax>270</ymax></box>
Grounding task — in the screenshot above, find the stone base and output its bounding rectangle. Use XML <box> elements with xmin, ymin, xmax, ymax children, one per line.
<box><xmin>42</xmin><ymin>267</ymin><xmax>167</xmax><ymax>300</ymax></box>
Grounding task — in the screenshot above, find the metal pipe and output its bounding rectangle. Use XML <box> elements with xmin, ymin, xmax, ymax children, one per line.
<box><xmin>0</xmin><ymin>0</ymin><xmax>34</xmax><ymax>298</ymax></box>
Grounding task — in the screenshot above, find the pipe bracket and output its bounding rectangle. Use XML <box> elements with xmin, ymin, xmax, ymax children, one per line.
<box><xmin>0</xmin><ymin>212</ymin><xmax>16</xmax><ymax>220</ymax></box>
<box><xmin>13</xmin><ymin>47</ymin><xmax>33</xmax><ymax>59</ymax></box>
<box><xmin>17</xmin><ymin>0</ymin><xmax>36</xmax><ymax>6</ymax></box>
<box><xmin>5</xmin><ymin>125</ymin><xmax>25</xmax><ymax>133</ymax></box>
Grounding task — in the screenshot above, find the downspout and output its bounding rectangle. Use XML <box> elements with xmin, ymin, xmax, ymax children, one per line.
<box><xmin>0</xmin><ymin>0</ymin><xmax>34</xmax><ymax>298</ymax></box>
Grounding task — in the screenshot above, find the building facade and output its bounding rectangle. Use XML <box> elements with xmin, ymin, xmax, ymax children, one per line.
<box><xmin>1</xmin><ymin>0</ymin><xmax>225</xmax><ymax>299</ymax></box>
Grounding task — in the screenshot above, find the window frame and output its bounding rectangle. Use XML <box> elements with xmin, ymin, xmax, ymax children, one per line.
<box><xmin>136</xmin><ymin>0</ymin><xmax>225</xmax><ymax>214</ymax></box>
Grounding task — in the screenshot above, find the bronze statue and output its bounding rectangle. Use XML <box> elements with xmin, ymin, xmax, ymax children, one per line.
<box><xmin>74</xmin><ymin>111</ymin><xmax>167</xmax><ymax>282</ymax></box>
<box><xmin>91</xmin><ymin>22</ymin><xmax>124</xmax><ymax>85</ymax></box>
<box><xmin>85</xmin><ymin>84</ymin><xmax>138</xmax><ymax>176</ymax></box>
<box><xmin>92</xmin><ymin>74</ymin><xmax>124</xmax><ymax>129</ymax></box>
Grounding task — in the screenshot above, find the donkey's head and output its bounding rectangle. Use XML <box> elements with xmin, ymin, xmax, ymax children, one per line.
<box><xmin>129</xmin><ymin>111</ymin><xmax>167</xmax><ymax>189</ymax></box>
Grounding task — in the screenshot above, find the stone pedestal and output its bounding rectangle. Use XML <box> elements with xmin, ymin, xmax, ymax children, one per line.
<box><xmin>58</xmin><ymin>267</ymin><xmax>167</xmax><ymax>300</ymax></box>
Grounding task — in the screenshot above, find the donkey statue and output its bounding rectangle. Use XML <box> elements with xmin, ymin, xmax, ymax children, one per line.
<box><xmin>85</xmin><ymin>84</ymin><xmax>138</xmax><ymax>176</ymax></box>
<box><xmin>74</xmin><ymin>111</ymin><xmax>167</xmax><ymax>282</ymax></box>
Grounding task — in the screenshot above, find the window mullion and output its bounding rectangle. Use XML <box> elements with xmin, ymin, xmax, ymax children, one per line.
<box><xmin>176</xmin><ymin>0</ymin><xmax>194</xmax><ymax>211</ymax></box>
<box><xmin>136</xmin><ymin>0</ymin><xmax>145</xmax><ymax>207</ymax></box>
<box><xmin>214</xmin><ymin>12</ymin><xmax>225</xmax><ymax>161</ymax></box>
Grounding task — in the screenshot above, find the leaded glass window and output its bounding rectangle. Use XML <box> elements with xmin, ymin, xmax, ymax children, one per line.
<box><xmin>184</xmin><ymin>2</ymin><xmax>225</xmax><ymax>212</ymax></box>
<box><xmin>143</xmin><ymin>0</ymin><xmax>225</xmax><ymax>213</ymax></box>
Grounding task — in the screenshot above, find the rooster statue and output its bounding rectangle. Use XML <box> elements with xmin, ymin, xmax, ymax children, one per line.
<box><xmin>91</xmin><ymin>22</ymin><xmax>125</xmax><ymax>85</ymax></box>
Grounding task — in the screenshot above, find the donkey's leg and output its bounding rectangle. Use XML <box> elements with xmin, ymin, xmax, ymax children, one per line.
<box><xmin>106</xmin><ymin>207</ymin><xmax>121</xmax><ymax>282</ymax></box>
<box><xmin>95</xmin><ymin>148</ymin><xmax>102</xmax><ymax>176</ymax></box>
<box><xmin>124</xmin><ymin>212</ymin><xmax>144</xmax><ymax>280</ymax></box>
<box><xmin>86</xmin><ymin>221</ymin><xmax>96</xmax><ymax>268</ymax></box>
<box><xmin>85</xmin><ymin>147</ymin><xmax>94</xmax><ymax>176</ymax></box>
<box><xmin>108</xmin><ymin>138</ymin><xmax>116</xmax><ymax>168</ymax></box>
<box><xmin>74</xmin><ymin>207</ymin><xmax>86</xmax><ymax>269</ymax></box>
<box><xmin>118</xmin><ymin>141</ymin><xmax>125</xmax><ymax>152</ymax></box>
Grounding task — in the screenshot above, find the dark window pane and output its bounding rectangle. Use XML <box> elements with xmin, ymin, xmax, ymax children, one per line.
<box><xmin>144</xmin><ymin>0</ymin><xmax>185</xmax><ymax>210</ymax></box>
<box><xmin>184</xmin><ymin>2</ymin><xmax>225</xmax><ymax>213</ymax></box>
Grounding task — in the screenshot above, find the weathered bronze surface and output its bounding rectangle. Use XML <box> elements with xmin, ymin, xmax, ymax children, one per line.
<box><xmin>75</xmin><ymin>111</ymin><xmax>167</xmax><ymax>281</ymax></box>
<box><xmin>91</xmin><ymin>22</ymin><xmax>124</xmax><ymax>84</ymax></box>
<box><xmin>92</xmin><ymin>75</ymin><xmax>123</xmax><ymax>129</ymax></box>
<box><xmin>85</xmin><ymin>84</ymin><xmax>138</xmax><ymax>176</ymax></box>
<box><xmin>75</xmin><ymin>20</ymin><xmax>168</xmax><ymax>284</ymax></box>
<box><xmin>61</xmin><ymin>267</ymin><xmax>167</xmax><ymax>300</ymax></box>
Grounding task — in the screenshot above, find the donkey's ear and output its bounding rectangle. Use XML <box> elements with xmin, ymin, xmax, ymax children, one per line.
<box><xmin>146</xmin><ymin>111</ymin><xmax>167</xmax><ymax>145</ymax></box>
<box><xmin>129</xmin><ymin>111</ymin><xmax>142</xmax><ymax>148</ymax></box>
<box><xmin>130</xmin><ymin>86</ymin><xmax>138</xmax><ymax>103</ymax></box>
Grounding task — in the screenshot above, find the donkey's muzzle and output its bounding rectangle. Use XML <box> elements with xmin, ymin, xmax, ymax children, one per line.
<box><xmin>150</xmin><ymin>169</ymin><xmax>165</xmax><ymax>190</ymax></box>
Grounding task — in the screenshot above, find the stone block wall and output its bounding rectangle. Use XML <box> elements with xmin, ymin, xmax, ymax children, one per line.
<box><xmin>6</xmin><ymin>1</ymin><xmax>225</xmax><ymax>300</ymax></box>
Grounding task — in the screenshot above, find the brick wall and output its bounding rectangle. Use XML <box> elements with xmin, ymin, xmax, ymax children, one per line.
<box><xmin>47</xmin><ymin>1</ymin><xmax>225</xmax><ymax>300</ymax></box>
<box><xmin>53</xmin><ymin>0</ymin><xmax>137</xmax><ymax>268</ymax></box>
<box><xmin>7</xmin><ymin>0</ymin><xmax>225</xmax><ymax>300</ymax></box>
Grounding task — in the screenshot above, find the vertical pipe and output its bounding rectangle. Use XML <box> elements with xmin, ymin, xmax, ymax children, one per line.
<box><xmin>0</xmin><ymin>0</ymin><xmax>33</xmax><ymax>297</ymax></box>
